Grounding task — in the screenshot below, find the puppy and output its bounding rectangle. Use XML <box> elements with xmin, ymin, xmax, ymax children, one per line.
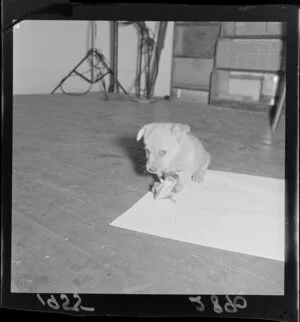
<box><xmin>136</xmin><ymin>122</ymin><xmax>211</xmax><ymax>193</ymax></box>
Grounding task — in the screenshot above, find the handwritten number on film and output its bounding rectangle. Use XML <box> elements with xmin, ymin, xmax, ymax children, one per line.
<box><xmin>189</xmin><ymin>296</ymin><xmax>205</xmax><ymax>312</ymax></box>
<box><xmin>189</xmin><ymin>295</ymin><xmax>247</xmax><ymax>313</ymax></box>
<box><xmin>211</xmin><ymin>295</ymin><xmax>224</xmax><ymax>313</ymax></box>
<box><xmin>37</xmin><ymin>293</ymin><xmax>95</xmax><ymax>312</ymax></box>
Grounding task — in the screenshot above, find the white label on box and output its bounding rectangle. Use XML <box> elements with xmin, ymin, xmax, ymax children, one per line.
<box><xmin>228</xmin><ymin>78</ymin><xmax>261</xmax><ymax>102</ymax></box>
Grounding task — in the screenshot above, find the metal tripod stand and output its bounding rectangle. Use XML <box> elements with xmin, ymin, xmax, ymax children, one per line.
<box><xmin>51</xmin><ymin>21</ymin><xmax>127</xmax><ymax>99</ymax></box>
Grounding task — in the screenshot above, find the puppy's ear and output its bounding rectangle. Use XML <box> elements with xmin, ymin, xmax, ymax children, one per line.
<box><xmin>136</xmin><ymin>123</ymin><xmax>154</xmax><ymax>141</ymax></box>
<box><xmin>171</xmin><ymin>123</ymin><xmax>191</xmax><ymax>137</ymax></box>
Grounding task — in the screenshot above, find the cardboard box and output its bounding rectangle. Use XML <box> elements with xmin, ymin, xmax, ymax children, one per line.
<box><xmin>174</xmin><ymin>25</ymin><xmax>220</xmax><ymax>58</ymax></box>
<box><xmin>172</xmin><ymin>58</ymin><xmax>214</xmax><ymax>90</ymax></box>
<box><xmin>228</xmin><ymin>77</ymin><xmax>261</xmax><ymax>102</ymax></box>
<box><xmin>221</xmin><ymin>22</ymin><xmax>284</xmax><ymax>37</ymax></box>
<box><xmin>210</xmin><ymin>69</ymin><xmax>280</xmax><ymax>107</ymax></box>
<box><xmin>216</xmin><ymin>39</ymin><xmax>284</xmax><ymax>71</ymax></box>
<box><xmin>175</xmin><ymin>88</ymin><xmax>209</xmax><ymax>103</ymax></box>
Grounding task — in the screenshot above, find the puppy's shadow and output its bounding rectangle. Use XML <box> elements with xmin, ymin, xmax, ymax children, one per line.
<box><xmin>114</xmin><ymin>135</ymin><xmax>150</xmax><ymax>177</ymax></box>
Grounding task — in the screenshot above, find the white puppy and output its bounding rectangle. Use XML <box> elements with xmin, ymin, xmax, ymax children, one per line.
<box><xmin>136</xmin><ymin>122</ymin><xmax>211</xmax><ymax>193</ymax></box>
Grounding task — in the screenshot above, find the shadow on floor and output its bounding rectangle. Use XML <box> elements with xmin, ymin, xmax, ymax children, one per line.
<box><xmin>114</xmin><ymin>135</ymin><xmax>149</xmax><ymax>177</ymax></box>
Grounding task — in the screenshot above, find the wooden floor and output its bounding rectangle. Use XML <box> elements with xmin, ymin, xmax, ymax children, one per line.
<box><xmin>11</xmin><ymin>93</ymin><xmax>285</xmax><ymax>294</ymax></box>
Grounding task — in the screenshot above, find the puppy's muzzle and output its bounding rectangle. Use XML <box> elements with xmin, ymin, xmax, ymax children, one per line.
<box><xmin>147</xmin><ymin>165</ymin><xmax>158</xmax><ymax>173</ymax></box>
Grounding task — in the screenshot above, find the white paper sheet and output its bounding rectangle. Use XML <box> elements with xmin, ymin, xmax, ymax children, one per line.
<box><xmin>110</xmin><ymin>170</ymin><xmax>285</xmax><ymax>261</ymax></box>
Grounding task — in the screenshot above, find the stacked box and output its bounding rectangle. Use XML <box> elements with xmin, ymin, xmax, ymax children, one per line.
<box><xmin>216</xmin><ymin>39</ymin><xmax>284</xmax><ymax>72</ymax></box>
<box><xmin>172</xmin><ymin>58</ymin><xmax>214</xmax><ymax>91</ymax></box>
<box><xmin>173</xmin><ymin>88</ymin><xmax>209</xmax><ymax>104</ymax></box>
<box><xmin>210</xmin><ymin>69</ymin><xmax>279</xmax><ymax>108</ymax></box>
<box><xmin>174</xmin><ymin>24</ymin><xmax>220</xmax><ymax>58</ymax></box>
<box><xmin>222</xmin><ymin>22</ymin><xmax>285</xmax><ymax>37</ymax></box>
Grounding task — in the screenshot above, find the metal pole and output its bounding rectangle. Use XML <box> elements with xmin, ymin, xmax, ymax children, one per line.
<box><xmin>109</xmin><ymin>21</ymin><xmax>119</xmax><ymax>93</ymax></box>
<box><xmin>136</xmin><ymin>33</ymin><xmax>143</xmax><ymax>98</ymax></box>
<box><xmin>51</xmin><ymin>51</ymin><xmax>91</xmax><ymax>94</ymax></box>
<box><xmin>51</xmin><ymin>21</ymin><xmax>127</xmax><ymax>96</ymax></box>
<box><xmin>90</xmin><ymin>21</ymin><xmax>95</xmax><ymax>82</ymax></box>
<box><xmin>145</xmin><ymin>39</ymin><xmax>151</xmax><ymax>100</ymax></box>
<box><xmin>109</xmin><ymin>21</ymin><xmax>115</xmax><ymax>92</ymax></box>
<box><xmin>114</xmin><ymin>21</ymin><xmax>119</xmax><ymax>93</ymax></box>
<box><xmin>149</xmin><ymin>22</ymin><xmax>168</xmax><ymax>98</ymax></box>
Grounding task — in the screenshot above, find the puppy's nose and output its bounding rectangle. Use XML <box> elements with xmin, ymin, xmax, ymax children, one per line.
<box><xmin>149</xmin><ymin>166</ymin><xmax>157</xmax><ymax>172</ymax></box>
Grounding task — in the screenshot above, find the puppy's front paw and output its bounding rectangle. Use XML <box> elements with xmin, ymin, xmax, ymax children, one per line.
<box><xmin>192</xmin><ymin>171</ymin><xmax>205</xmax><ymax>183</ymax></box>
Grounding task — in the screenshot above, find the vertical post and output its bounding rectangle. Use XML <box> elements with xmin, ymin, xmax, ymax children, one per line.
<box><xmin>90</xmin><ymin>21</ymin><xmax>95</xmax><ymax>82</ymax></box>
<box><xmin>149</xmin><ymin>22</ymin><xmax>168</xmax><ymax>98</ymax></box>
<box><xmin>109</xmin><ymin>21</ymin><xmax>119</xmax><ymax>93</ymax></box>
<box><xmin>114</xmin><ymin>21</ymin><xmax>119</xmax><ymax>93</ymax></box>
<box><xmin>136</xmin><ymin>32</ymin><xmax>143</xmax><ymax>98</ymax></box>
<box><xmin>145</xmin><ymin>38</ymin><xmax>151</xmax><ymax>100</ymax></box>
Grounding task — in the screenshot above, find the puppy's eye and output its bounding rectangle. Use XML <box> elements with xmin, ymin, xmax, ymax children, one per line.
<box><xmin>159</xmin><ymin>150</ymin><xmax>167</xmax><ymax>157</ymax></box>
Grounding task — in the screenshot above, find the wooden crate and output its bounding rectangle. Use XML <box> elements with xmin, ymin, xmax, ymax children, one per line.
<box><xmin>172</xmin><ymin>58</ymin><xmax>214</xmax><ymax>90</ymax></box>
<box><xmin>221</xmin><ymin>22</ymin><xmax>285</xmax><ymax>37</ymax></box>
<box><xmin>172</xmin><ymin>88</ymin><xmax>209</xmax><ymax>104</ymax></box>
<box><xmin>210</xmin><ymin>69</ymin><xmax>280</xmax><ymax>108</ymax></box>
<box><xmin>216</xmin><ymin>39</ymin><xmax>285</xmax><ymax>72</ymax></box>
<box><xmin>174</xmin><ymin>24</ymin><xmax>220</xmax><ymax>58</ymax></box>
<box><xmin>171</xmin><ymin>22</ymin><xmax>220</xmax><ymax>98</ymax></box>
